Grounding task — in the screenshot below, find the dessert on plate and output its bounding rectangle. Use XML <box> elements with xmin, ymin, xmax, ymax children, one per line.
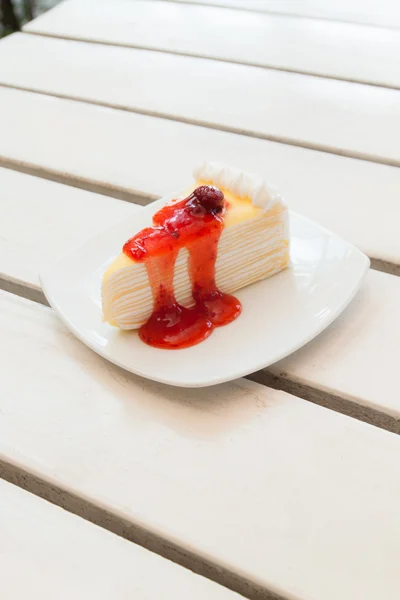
<box><xmin>102</xmin><ymin>162</ymin><xmax>290</xmax><ymax>349</ymax></box>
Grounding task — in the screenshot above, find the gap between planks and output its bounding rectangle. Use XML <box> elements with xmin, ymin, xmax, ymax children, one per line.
<box><xmin>1</xmin><ymin>273</ymin><xmax>399</xmax><ymax>436</ymax></box>
<box><xmin>0</xmin><ymin>156</ymin><xmax>155</xmax><ymax>205</ymax></box>
<box><xmin>248</xmin><ymin>372</ymin><xmax>400</xmax><ymax>436</ymax></box>
<box><xmin>161</xmin><ymin>0</ymin><xmax>400</xmax><ymax>30</ymax></box>
<box><xmin>20</xmin><ymin>31</ymin><xmax>400</xmax><ymax>92</ymax></box>
<box><xmin>0</xmin><ymin>457</ymin><xmax>282</xmax><ymax>600</ymax></box>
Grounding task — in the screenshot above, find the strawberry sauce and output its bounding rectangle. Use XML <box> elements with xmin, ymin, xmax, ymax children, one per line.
<box><xmin>123</xmin><ymin>186</ymin><xmax>241</xmax><ymax>349</ymax></box>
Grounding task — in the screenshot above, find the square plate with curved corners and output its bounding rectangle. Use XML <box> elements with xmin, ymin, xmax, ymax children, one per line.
<box><xmin>40</xmin><ymin>193</ymin><xmax>369</xmax><ymax>387</ymax></box>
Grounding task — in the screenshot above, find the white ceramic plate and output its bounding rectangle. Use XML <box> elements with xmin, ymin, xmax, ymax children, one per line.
<box><xmin>40</xmin><ymin>193</ymin><xmax>369</xmax><ymax>387</ymax></box>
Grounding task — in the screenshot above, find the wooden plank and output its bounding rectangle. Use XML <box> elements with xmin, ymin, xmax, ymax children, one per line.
<box><xmin>165</xmin><ymin>0</ymin><xmax>400</xmax><ymax>28</ymax></box>
<box><xmin>1</xmin><ymin>479</ymin><xmax>239</xmax><ymax>600</ymax></box>
<box><xmin>22</xmin><ymin>0</ymin><xmax>400</xmax><ymax>89</ymax></box>
<box><xmin>3</xmin><ymin>34</ymin><xmax>400</xmax><ymax>167</ymax></box>
<box><xmin>1</xmin><ymin>168</ymin><xmax>399</xmax><ymax>430</ymax></box>
<box><xmin>0</xmin><ymin>90</ymin><xmax>399</xmax><ymax>268</ymax></box>
<box><xmin>0</xmin><ymin>167</ymin><xmax>137</xmax><ymax>297</ymax></box>
<box><xmin>1</xmin><ymin>289</ymin><xmax>400</xmax><ymax>600</ymax></box>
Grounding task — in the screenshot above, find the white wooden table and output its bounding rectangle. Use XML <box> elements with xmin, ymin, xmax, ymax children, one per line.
<box><xmin>1</xmin><ymin>2</ymin><xmax>400</xmax><ymax>599</ymax></box>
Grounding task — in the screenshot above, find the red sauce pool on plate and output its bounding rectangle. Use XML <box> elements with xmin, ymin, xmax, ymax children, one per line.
<box><xmin>123</xmin><ymin>186</ymin><xmax>241</xmax><ymax>349</ymax></box>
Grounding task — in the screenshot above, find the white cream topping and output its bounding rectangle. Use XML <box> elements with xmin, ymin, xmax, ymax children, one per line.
<box><xmin>193</xmin><ymin>161</ymin><xmax>284</xmax><ymax>210</ymax></box>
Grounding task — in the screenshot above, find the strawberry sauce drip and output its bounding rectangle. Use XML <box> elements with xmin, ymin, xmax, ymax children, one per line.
<box><xmin>123</xmin><ymin>186</ymin><xmax>241</xmax><ymax>349</ymax></box>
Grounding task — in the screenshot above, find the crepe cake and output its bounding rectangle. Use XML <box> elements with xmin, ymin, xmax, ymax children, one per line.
<box><xmin>102</xmin><ymin>162</ymin><xmax>290</xmax><ymax>349</ymax></box>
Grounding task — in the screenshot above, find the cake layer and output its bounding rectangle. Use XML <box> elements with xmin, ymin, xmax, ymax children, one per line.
<box><xmin>102</xmin><ymin>206</ymin><xmax>289</xmax><ymax>329</ymax></box>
